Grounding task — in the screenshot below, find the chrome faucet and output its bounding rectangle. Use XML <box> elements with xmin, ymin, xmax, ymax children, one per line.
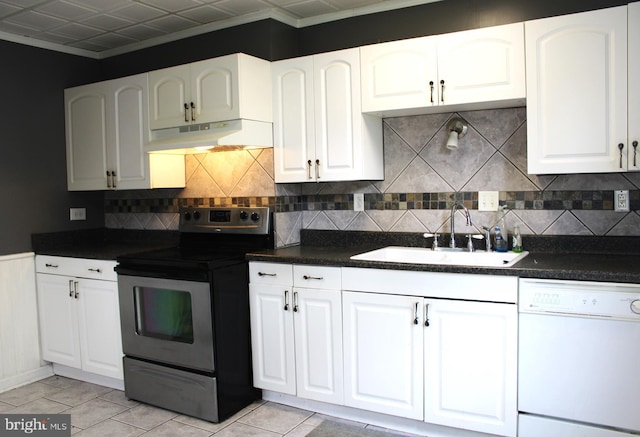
<box><xmin>450</xmin><ymin>200</ymin><xmax>472</xmax><ymax>249</ymax></box>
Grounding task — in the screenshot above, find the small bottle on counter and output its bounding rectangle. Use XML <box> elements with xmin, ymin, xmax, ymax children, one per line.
<box><xmin>512</xmin><ymin>223</ymin><xmax>523</xmax><ymax>253</ymax></box>
<box><xmin>494</xmin><ymin>225</ymin><xmax>508</xmax><ymax>252</ymax></box>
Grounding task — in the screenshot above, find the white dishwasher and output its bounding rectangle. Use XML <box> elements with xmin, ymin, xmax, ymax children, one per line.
<box><xmin>518</xmin><ymin>278</ymin><xmax>640</xmax><ymax>436</ymax></box>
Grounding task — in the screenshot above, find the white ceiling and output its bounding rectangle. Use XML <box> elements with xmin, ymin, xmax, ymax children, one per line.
<box><xmin>0</xmin><ymin>0</ymin><xmax>440</xmax><ymax>58</ymax></box>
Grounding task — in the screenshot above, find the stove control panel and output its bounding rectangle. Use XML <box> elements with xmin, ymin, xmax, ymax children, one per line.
<box><xmin>180</xmin><ymin>207</ymin><xmax>270</xmax><ymax>234</ymax></box>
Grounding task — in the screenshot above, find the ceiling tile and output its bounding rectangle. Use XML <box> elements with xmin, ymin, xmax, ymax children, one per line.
<box><xmin>85</xmin><ymin>30</ymin><xmax>136</xmax><ymax>47</ymax></box>
<box><xmin>1</xmin><ymin>0</ymin><xmax>47</xmax><ymax>7</ymax></box>
<box><xmin>117</xmin><ymin>22</ymin><xmax>167</xmax><ymax>39</ymax></box>
<box><xmin>53</xmin><ymin>21</ymin><xmax>103</xmax><ymax>38</ymax></box>
<box><xmin>138</xmin><ymin>0</ymin><xmax>202</xmax><ymax>13</ymax></box>
<box><xmin>213</xmin><ymin>0</ymin><xmax>272</xmax><ymax>16</ymax></box>
<box><xmin>109</xmin><ymin>2</ymin><xmax>165</xmax><ymax>22</ymax></box>
<box><xmin>80</xmin><ymin>13</ymin><xmax>133</xmax><ymax>30</ymax></box>
<box><xmin>31</xmin><ymin>30</ymin><xmax>75</xmax><ymax>43</ymax></box>
<box><xmin>5</xmin><ymin>10</ymin><xmax>67</xmax><ymax>30</ymax></box>
<box><xmin>65</xmin><ymin>0</ymin><xmax>128</xmax><ymax>13</ymax></box>
<box><xmin>0</xmin><ymin>20</ymin><xmax>41</xmax><ymax>35</ymax></box>
<box><xmin>146</xmin><ymin>13</ymin><xmax>198</xmax><ymax>32</ymax></box>
<box><xmin>283</xmin><ymin>0</ymin><xmax>338</xmax><ymax>18</ymax></box>
<box><xmin>34</xmin><ymin>0</ymin><xmax>96</xmax><ymax>21</ymax></box>
<box><xmin>177</xmin><ymin>4</ymin><xmax>232</xmax><ymax>23</ymax></box>
<box><xmin>0</xmin><ymin>2</ymin><xmax>21</xmax><ymax>18</ymax></box>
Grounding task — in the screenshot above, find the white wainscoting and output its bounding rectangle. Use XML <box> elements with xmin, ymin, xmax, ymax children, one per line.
<box><xmin>0</xmin><ymin>252</ymin><xmax>52</xmax><ymax>393</ymax></box>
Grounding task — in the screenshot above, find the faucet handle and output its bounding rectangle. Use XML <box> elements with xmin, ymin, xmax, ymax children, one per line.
<box><xmin>423</xmin><ymin>233</ymin><xmax>440</xmax><ymax>249</ymax></box>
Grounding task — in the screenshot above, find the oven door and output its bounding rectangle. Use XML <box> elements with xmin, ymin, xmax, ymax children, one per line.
<box><xmin>118</xmin><ymin>275</ymin><xmax>215</xmax><ymax>372</ymax></box>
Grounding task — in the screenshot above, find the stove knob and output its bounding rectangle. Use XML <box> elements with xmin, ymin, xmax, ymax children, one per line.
<box><xmin>239</xmin><ymin>210</ymin><xmax>249</xmax><ymax>220</ymax></box>
<box><xmin>184</xmin><ymin>211</ymin><xmax>191</xmax><ymax>221</ymax></box>
<box><xmin>193</xmin><ymin>210</ymin><xmax>201</xmax><ymax>220</ymax></box>
<box><xmin>251</xmin><ymin>212</ymin><xmax>260</xmax><ymax>222</ymax></box>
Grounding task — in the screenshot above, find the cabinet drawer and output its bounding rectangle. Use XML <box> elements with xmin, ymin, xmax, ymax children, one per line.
<box><xmin>293</xmin><ymin>265</ymin><xmax>341</xmax><ymax>290</ymax></box>
<box><xmin>36</xmin><ymin>255</ymin><xmax>117</xmax><ymax>281</ymax></box>
<box><xmin>249</xmin><ymin>262</ymin><xmax>293</xmax><ymax>285</ymax></box>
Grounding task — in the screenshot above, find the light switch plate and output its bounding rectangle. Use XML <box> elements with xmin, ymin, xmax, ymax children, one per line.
<box><xmin>478</xmin><ymin>191</ymin><xmax>499</xmax><ymax>212</ymax></box>
<box><xmin>70</xmin><ymin>207</ymin><xmax>86</xmax><ymax>221</ymax></box>
<box><xmin>614</xmin><ymin>190</ymin><xmax>630</xmax><ymax>212</ymax></box>
<box><xmin>354</xmin><ymin>193</ymin><xmax>364</xmax><ymax>211</ymax></box>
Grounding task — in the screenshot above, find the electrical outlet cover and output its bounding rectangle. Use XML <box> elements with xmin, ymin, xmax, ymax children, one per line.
<box><xmin>614</xmin><ymin>190</ymin><xmax>630</xmax><ymax>212</ymax></box>
<box><xmin>478</xmin><ymin>191</ymin><xmax>499</xmax><ymax>212</ymax></box>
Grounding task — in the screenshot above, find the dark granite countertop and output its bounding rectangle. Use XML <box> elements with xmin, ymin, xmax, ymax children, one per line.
<box><xmin>246</xmin><ymin>230</ymin><xmax>640</xmax><ymax>284</ymax></box>
<box><xmin>32</xmin><ymin>228</ymin><xmax>179</xmax><ymax>261</ymax></box>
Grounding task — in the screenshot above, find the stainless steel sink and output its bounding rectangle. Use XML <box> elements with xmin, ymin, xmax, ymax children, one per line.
<box><xmin>350</xmin><ymin>246</ymin><xmax>529</xmax><ymax>267</ymax></box>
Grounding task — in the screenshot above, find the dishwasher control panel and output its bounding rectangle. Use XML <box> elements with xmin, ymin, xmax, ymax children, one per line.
<box><xmin>519</xmin><ymin>278</ymin><xmax>640</xmax><ymax>320</ymax></box>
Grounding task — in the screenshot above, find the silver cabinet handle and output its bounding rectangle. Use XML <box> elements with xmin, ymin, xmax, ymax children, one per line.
<box><xmin>440</xmin><ymin>80</ymin><xmax>445</xmax><ymax>103</ymax></box>
<box><xmin>258</xmin><ymin>272</ymin><xmax>276</xmax><ymax>277</ymax></box>
<box><xmin>413</xmin><ymin>302</ymin><xmax>419</xmax><ymax>325</ymax></box>
<box><xmin>307</xmin><ymin>160</ymin><xmax>313</xmax><ymax>180</ymax></box>
<box><xmin>184</xmin><ymin>103</ymin><xmax>189</xmax><ymax>122</ymax></box>
<box><xmin>302</xmin><ymin>275</ymin><xmax>323</xmax><ymax>281</ymax></box>
<box><xmin>74</xmin><ymin>281</ymin><xmax>79</xmax><ymax>299</ymax></box>
<box><xmin>68</xmin><ymin>279</ymin><xmax>74</xmax><ymax>298</ymax></box>
<box><xmin>293</xmin><ymin>291</ymin><xmax>299</xmax><ymax>313</ymax></box>
<box><xmin>190</xmin><ymin>102</ymin><xmax>196</xmax><ymax>121</ymax></box>
<box><xmin>106</xmin><ymin>170</ymin><xmax>112</xmax><ymax>188</ymax></box>
<box><xmin>284</xmin><ymin>290</ymin><xmax>289</xmax><ymax>311</ymax></box>
<box><xmin>111</xmin><ymin>170</ymin><xmax>116</xmax><ymax>188</ymax></box>
<box><xmin>315</xmin><ymin>159</ymin><xmax>320</xmax><ymax>180</ymax></box>
<box><xmin>429</xmin><ymin>80</ymin><xmax>434</xmax><ymax>103</ymax></box>
<box><xmin>424</xmin><ymin>303</ymin><xmax>430</xmax><ymax>327</ymax></box>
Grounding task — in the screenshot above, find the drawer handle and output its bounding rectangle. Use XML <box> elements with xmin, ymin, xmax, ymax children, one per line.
<box><xmin>258</xmin><ymin>272</ymin><xmax>276</xmax><ymax>277</ymax></box>
<box><xmin>68</xmin><ymin>279</ymin><xmax>74</xmax><ymax>298</ymax></box>
<box><xmin>440</xmin><ymin>79</ymin><xmax>445</xmax><ymax>103</ymax></box>
<box><xmin>424</xmin><ymin>303</ymin><xmax>430</xmax><ymax>327</ymax></box>
<box><xmin>293</xmin><ymin>291</ymin><xmax>298</xmax><ymax>313</ymax></box>
<box><xmin>45</xmin><ymin>263</ymin><xmax>59</xmax><ymax>268</ymax></box>
<box><xmin>284</xmin><ymin>290</ymin><xmax>289</xmax><ymax>311</ymax></box>
<box><xmin>303</xmin><ymin>275</ymin><xmax>323</xmax><ymax>281</ymax></box>
<box><xmin>619</xmin><ymin>143</ymin><xmax>624</xmax><ymax>169</ymax></box>
<box><xmin>88</xmin><ymin>268</ymin><xmax>102</xmax><ymax>273</ymax></box>
<box><xmin>429</xmin><ymin>80</ymin><xmax>434</xmax><ymax>103</ymax></box>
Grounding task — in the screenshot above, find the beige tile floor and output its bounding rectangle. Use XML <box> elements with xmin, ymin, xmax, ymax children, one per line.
<box><xmin>0</xmin><ymin>376</ymin><xmax>419</xmax><ymax>436</ymax></box>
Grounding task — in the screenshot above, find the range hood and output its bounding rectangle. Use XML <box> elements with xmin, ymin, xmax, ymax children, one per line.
<box><xmin>145</xmin><ymin>119</ymin><xmax>273</xmax><ymax>154</ymax></box>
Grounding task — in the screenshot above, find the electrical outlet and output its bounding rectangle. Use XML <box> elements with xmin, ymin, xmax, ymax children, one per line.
<box><xmin>478</xmin><ymin>191</ymin><xmax>499</xmax><ymax>212</ymax></box>
<box><xmin>70</xmin><ymin>207</ymin><xmax>86</xmax><ymax>221</ymax></box>
<box><xmin>614</xmin><ymin>190</ymin><xmax>630</xmax><ymax>212</ymax></box>
<box><xmin>354</xmin><ymin>193</ymin><xmax>364</xmax><ymax>211</ymax></box>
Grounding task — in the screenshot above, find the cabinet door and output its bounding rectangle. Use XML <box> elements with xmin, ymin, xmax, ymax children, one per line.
<box><xmin>109</xmin><ymin>74</ymin><xmax>150</xmax><ymax>190</ymax></box>
<box><xmin>272</xmin><ymin>56</ymin><xmax>316</xmax><ymax>182</ymax></box>
<box><xmin>76</xmin><ymin>278</ymin><xmax>123</xmax><ymax>380</ymax></box>
<box><xmin>437</xmin><ymin>23</ymin><xmax>525</xmax><ymax>106</ymax></box>
<box><xmin>314</xmin><ymin>49</ymin><xmax>363</xmax><ymax>181</ymax></box>
<box><xmin>65</xmin><ymin>82</ymin><xmax>109</xmax><ymax>190</ymax></box>
<box><xmin>526</xmin><ymin>7</ymin><xmax>628</xmax><ymax>174</ymax></box>
<box><xmin>293</xmin><ymin>288</ymin><xmax>343</xmax><ymax>404</ymax></box>
<box><xmin>343</xmin><ymin>291</ymin><xmax>423</xmax><ymax>420</ymax></box>
<box><xmin>629</xmin><ymin>2</ymin><xmax>640</xmax><ymax>171</ymax></box>
<box><xmin>360</xmin><ymin>36</ymin><xmax>438</xmax><ymax>113</ymax></box>
<box><xmin>148</xmin><ymin>64</ymin><xmax>191</xmax><ymax>130</ymax></box>
<box><xmin>35</xmin><ymin>274</ymin><xmax>81</xmax><ymax>369</ymax></box>
<box><xmin>190</xmin><ymin>56</ymin><xmax>238</xmax><ymax>124</ymax></box>
<box><xmin>424</xmin><ymin>299</ymin><xmax>517</xmax><ymax>437</ymax></box>
<box><xmin>249</xmin><ymin>283</ymin><xmax>295</xmax><ymax>395</ymax></box>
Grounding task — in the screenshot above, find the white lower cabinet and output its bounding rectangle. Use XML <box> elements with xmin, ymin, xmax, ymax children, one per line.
<box><xmin>423</xmin><ymin>299</ymin><xmax>517</xmax><ymax>436</ymax></box>
<box><xmin>35</xmin><ymin>256</ymin><xmax>123</xmax><ymax>380</ymax></box>
<box><xmin>342</xmin><ymin>291</ymin><xmax>424</xmax><ymax>420</ymax></box>
<box><xmin>249</xmin><ymin>262</ymin><xmax>343</xmax><ymax>404</ymax></box>
<box><xmin>250</xmin><ymin>263</ymin><xmax>518</xmax><ymax>436</ymax></box>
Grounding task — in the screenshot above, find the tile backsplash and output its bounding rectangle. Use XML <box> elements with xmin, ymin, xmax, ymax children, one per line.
<box><xmin>105</xmin><ymin>107</ymin><xmax>640</xmax><ymax>248</ymax></box>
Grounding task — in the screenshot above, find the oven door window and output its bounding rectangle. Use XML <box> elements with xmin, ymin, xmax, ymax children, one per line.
<box><xmin>134</xmin><ymin>286</ymin><xmax>194</xmax><ymax>343</ymax></box>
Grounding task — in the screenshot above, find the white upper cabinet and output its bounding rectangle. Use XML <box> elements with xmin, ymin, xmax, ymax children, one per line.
<box><xmin>525</xmin><ymin>6</ymin><xmax>631</xmax><ymax>174</ymax></box>
<box><xmin>148</xmin><ymin>53</ymin><xmax>272</xmax><ymax>130</ymax></box>
<box><xmin>629</xmin><ymin>2</ymin><xmax>640</xmax><ymax>171</ymax></box>
<box><xmin>273</xmin><ymin>48</ymin><xmax>383</xmax><ymax>183</ymax></box>
<box><xmin>361</xmin><ymin>23</ymin><xmax>525</xmax><ymax>116</ymax></box>
<box><xmin>65</xmin><ymin>73</ymin><xmax>185</xmax><ymax>191</ymax></box>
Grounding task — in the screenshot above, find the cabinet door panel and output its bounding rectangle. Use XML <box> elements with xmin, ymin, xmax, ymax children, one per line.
<box><xmin>424</xmin><ymin>299</ymin><xmax>517</xmax><ymax>436</ymax></box>
<box><xmin>148</xmin><ymin>65</ymin><xmax>190</xmax><ymax>130</ymax></box>
<box><xmin>314</xmin><ymin>50</ymin><xmax>360</xmax><ymax>181</ymax></box>
<box><xmin>36</xmin><ymin>274</ymin><xmax>81</xmax><ymax>368</ymax></box>
<box><xmin>273</xmin><ymin>57</ymin><xmax>315</xmax><ymax>182</ymax></box>
<box><xmin>65</xmin><ymin>84</ymin><xmax>109</xmax><ymax>190</ymax></box>
<box><xmin>294</xmin><ymin>288</ymin><xmax>343</xmax><ymax>404</ymax></box>
<box><xmin>526</xmin><ymin>7</ymin><xmax>628</xmax><ymax>174</ymax></box>
<box><xmin>110</xmin><ymin>74</ymin><xmax>149</xmax><ymax>189</ymax></box>
<box><xmin>361</xmin><ymin>37</ymin><xmax>437</xmax><ymax>113</ymax></box>
<box><xmin>249</xmin><ymin>284</ymin><xmax>295</xmax><ymax>394</ymax></box>
<box><xmin>343</xmin><ymin>291</ymin><xmax>423</xmax><ymax>420</ymax></box>
<box><xmin>437</xmin><ymin>23</ymin><xmax>525</xmax><ymax>106</ymax></box>
<box><xmin>191</xmin><ymin>57</ymin><xmax>238</xmax><ymax>123</ymax></box>
<box><xmin>77</xmin><ymin>278</ymin><xmax>123</xmax><ymax>379</ymax></box>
